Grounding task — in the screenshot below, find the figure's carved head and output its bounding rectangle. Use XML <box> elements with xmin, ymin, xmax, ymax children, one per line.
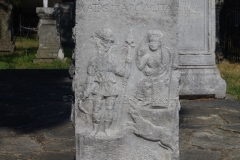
<box><xmin>95</xmin><ymin>28</ymin><xmax>115</xmax><ymax>52</ymax></box>
<box><xmin>148</xmin><ymin>30</ymin><xmax>163</xmax><ymax>51</ymax></box>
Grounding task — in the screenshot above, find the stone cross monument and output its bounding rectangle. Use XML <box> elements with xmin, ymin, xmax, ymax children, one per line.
<box><xmin>0</xmin><ymin>0</ymin><xmax>15</xmax><ymax>53</ymax></box>
<box><xmin>73</xmin><ymin>0</ymin><xmax>180</xmax><ymax>159</ymax></box>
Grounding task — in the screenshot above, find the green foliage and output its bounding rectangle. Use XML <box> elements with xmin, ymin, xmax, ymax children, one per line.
<box><xmin>0</xmin><ymin>35</ymin><xmax>72</xmax><ymax>69</ymax></box>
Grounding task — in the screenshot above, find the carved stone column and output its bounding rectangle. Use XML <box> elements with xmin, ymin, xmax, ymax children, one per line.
<box><xmin>34</xmin><ymin>7</ymin><xmax>60</xmax><ymax>63</ymax></box>
<box><xmin>0</xmin><ymin>0</ymin><xmax>15</xmax><ymax>53</ymax></box>
<box><xmin>73</xmin><ymin>0</ymin><xmax>180</xmax><ymax>159</ymax></box>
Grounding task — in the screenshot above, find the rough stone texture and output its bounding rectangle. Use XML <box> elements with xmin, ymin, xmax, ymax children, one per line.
<box><xmin>181</xmin><ymin>150</ymin><xmax>221</xmax><ymax>160</ymax></box>
<box><xmin>180</xmin><ymin>99</ymin><xmax>240</xmax><ymax>160</ymax></box>
<box><xmin>0</xmin><ymin>128</ymin><xmax>15</xmax><ymax>137</ymax></box>
<box><xmin>0</xmin><ymin>0</ymin><xmax>15</xmax><ymax>52</ymax></box>
<box><xmin>0</xmin><ymin>137</ymin><xmax>42</xmax><ymax>153</ymax></box>
<box><xmin>220</xmin><ymin>124</ymin><xmax>240</xmax><ymax>133</ymax></box>
<box><xmin>34</xmin><ymin>7</ymin><xmax>61</xmax><ymax>63</ymax></box>
<box><xmin>228</xmin><ymin>149</ymin><xmax>240</xmax><ymax>160</ymax></box>
<box><xmin>219</xmin><ymin>111</ymin><xmax>240</xmax><ymax>124</ymax></box>
<box><xmin>36</xmin><ymin>152</ymin><xmax>75</xmax><ymax>160</ymax></box>
<box><xmin>192</xmin><ymin>132</ymin><xmax>240</xmax><ymax>150</ymax></box>
<box><xmin>43</xmin><ymin>139</ymin><xmax>75</xmax><ymax>151</ymax></box>
<box><xmin>180</xmin><ymin>106</ymin><xmax>228</xmax><ymax>118</ymax></box>
<box><xmin>0</xmin><ymin>154</ymin><xmax>18</xmax><ymax>160</ymax></box>
<box><xmin>43</xmin><ymin>124</ymin><xmax>75</xmax><ymax>140</ymax></box>
<box><xmin>179</xmin><ymin>0</ymin><xmax>226</xmax><ymax>99</ymax></box>
<box><xmin>182</xmin><ymin>115</ymin><xmax>226</xmax><ymax>125</ymax></box>
<box><xmin>73</xmin><ymin>0</ymin><xmax>180</xmax><ymax>159</ymax></box>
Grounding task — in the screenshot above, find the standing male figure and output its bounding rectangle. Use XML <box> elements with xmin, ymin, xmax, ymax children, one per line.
<box><xmin>82</xmin><ymin>28</ymin><xmax>130</xmax><ymax>136</ymax></box>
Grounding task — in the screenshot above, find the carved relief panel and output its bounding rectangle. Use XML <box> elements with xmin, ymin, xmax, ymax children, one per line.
<box><xmin>74</xmin><ymin>0</ymin><xmax>180</xmax><ymax>159</ymax></box>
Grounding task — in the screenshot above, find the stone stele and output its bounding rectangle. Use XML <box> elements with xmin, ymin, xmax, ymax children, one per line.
<box><xmin>34</xmin><ymin>7</ymin><xmax>61</xmax><ymax>63</ymax></box>
<box><xmin>73</xmin><ymin>0</ymin><xmax>180</xmax><ymax>159</ymax></box>
<box><xmin>0</xmin><ymin>0</ymin><xmax>15</xmax><ymax>52</ymax></box>
<box><xmin>178</xmin><ymin>0</ymin><xmax>226</xmax><ymax>99</ymax></box>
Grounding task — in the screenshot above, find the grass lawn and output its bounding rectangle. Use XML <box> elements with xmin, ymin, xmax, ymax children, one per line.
<box><xmin>218</xmin><ymin>61</ymin><xmax>240</xmax><ymax>99</ymax></box>
<box><xmin>0</xmin><ymin>35</ymin><xmax>72</xmax><ymax>69</ymax></box>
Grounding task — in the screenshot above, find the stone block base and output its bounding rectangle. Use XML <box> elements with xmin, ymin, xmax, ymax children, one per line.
<box><xmin>35</xmin><ymin>49</ymin><xmax>59</xmax><ymax>59</ymax></box>
<box><xmin>179</xmin><ymin>67</ymin><xmax>226</xmax><ymax>99</ymax></box>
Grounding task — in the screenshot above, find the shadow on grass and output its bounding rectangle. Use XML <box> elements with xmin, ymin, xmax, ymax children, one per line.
<box><xmin>0</xmin><ymin>69</ymin><xmax>73</xmax><ymax>134</ymax></box>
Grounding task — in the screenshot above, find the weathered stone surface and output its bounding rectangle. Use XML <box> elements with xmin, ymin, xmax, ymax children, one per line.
<box><xmin>180</xmin><ymin>102</ymin><xmax>231</xmax><ymax>126</ymax></box>
<box><xmin>43</xmin><ymin>125</ymin><xmax>74</xmax><ymax>140</ymax></box>
<box><xmin>0</xmin><ymin>154</ymin><xmax>18</xmax><ymax>160</ymax></box>
<box><xmin>179</xmin><ymin>0</ymin><xmax>226</xmax><ymax>99</ymax></box>
<box><xmin>180</xmin><ymin>150</ymin><xmax>221</xmax><ymax>160</ymax></box>
<box><xmin>34</xmin><ymin>7</ymin><xmax>61</xmax><ymax>63</ymax></box>
<box><xmin>0</xmin><ymin>128</ymin><xmax>15</xmax><ymax>137</ymax></box>
<box><xmin>182</xmin><ymin>115</ymin><xmax>226</xmax><ymax>125</ymax></box>
<box><xmin>228</xmin><ymin>149</ymin><xmax>240</xmax><ymax>160</ymax></box>
<box><xmin>17</xmin><ymin>152</ymin><xmax>75</xmax><ymax>160</ymax></box>
<box><xmin>219</xmin><ymin>111</ymin><xmax>240</xmax><ymax>124</ymax></box>
<box><xmin>38</xmin><ymin>152</ymin><xmax>75</xmax><ymax>160</ymax></box>
<box><xmin>220</xmin><ymin>124</ymin><xmax>240</xmax><ymax>133</ymax></box>
<box><xmin>180</xmin><ymin>124</ymin><xmax>213</xmax><ymax>131</ymax></box>
<box><xmin>43</xmin><ymin>139</ymin><xmax>75</xmax><ymax>151</ymax></box>
<box><xmin>191</xmin><ymin>132</ymin><xmax>240</xmax><ymax>150</ymax></box>
<box><xmin>179</xmin><ymin>128</ymin><xmax>194</xmax><ymax>150</ymax></box>
<box><xmin>181</xmin><ymin>100</ymin><xmax>240</xmax><ymax>112</ymax></box>
<box><xmin>211</xmin><ymin>128</ymin><xmax>240</xmax><ymax>138</ymax></box>
<box><xmin>180</xmin><ymin>106</ymin><xmax>228</xmax><ymax>118</ymax></box>
<box><xmin>0</xmin><ymin>0</ymin><xmax>15</xmax><ymax>52</ymax></box>
<box><xmin>0</xmin><ymin>137</ymin><xmax>42</xmax><ymax>153</ymax></box>
<box><xmin>73</xmin><ymin>0</ymin><xmax>180</xmax><ymax>159</ymax></box>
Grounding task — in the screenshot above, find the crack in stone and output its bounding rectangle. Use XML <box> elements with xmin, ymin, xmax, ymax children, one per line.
<box><xmin>218</xmin><ymin>113</ymin><xmax>229</xmax><ymax>124</ymax></box>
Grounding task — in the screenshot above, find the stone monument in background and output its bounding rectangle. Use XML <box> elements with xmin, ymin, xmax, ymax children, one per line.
<box><xmin>73</xmin><ymin>0</ymin><xmax>180</xmax><ymax>159</ymax></box>
<box><xmin>34</xmin><ymin>4</ymin><xmax>63</xmax><ymax>63</ymax></box>
<box><xmin>179</xmin><ymin>0</ymin><xmax>226</xmax><ymax>99</ymax></box>
<box><xmin>0</xmin><ymin>0</ymin><xmax>15</xmax><ymax>53</ymax></box>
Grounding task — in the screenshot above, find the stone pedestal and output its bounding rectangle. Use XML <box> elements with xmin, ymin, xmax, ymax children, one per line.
<box><xmin>34</xmin><ymin>7</ymin><xmax>60</xmax><ymax>63</ymax></box>
<box><xmin>73</xmin><ymin>0</ymin><xmax>180</xmax><ymax>159</ymax></box>
<box><xmin>0</xmin><ymin>0</ymin><xmax>15</xmax><ymax>52</ymax></box>
<box><xmin>179</xmin><ymin>0</ymin><xmax>226</xmax><ymax>99</ymax></box>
